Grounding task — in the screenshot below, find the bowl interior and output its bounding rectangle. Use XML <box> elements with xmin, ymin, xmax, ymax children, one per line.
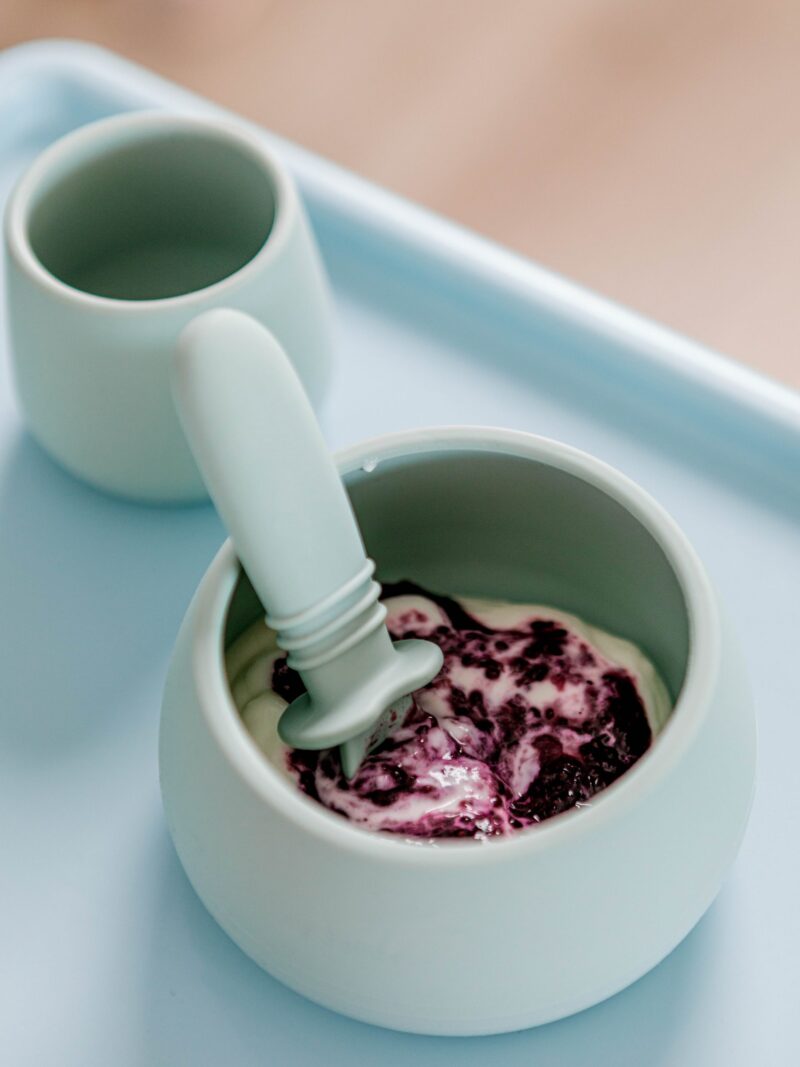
<box><xmin>224</xmin><ymin>445</ymin><xmax>690</xmax><ymax>703</ymax></box>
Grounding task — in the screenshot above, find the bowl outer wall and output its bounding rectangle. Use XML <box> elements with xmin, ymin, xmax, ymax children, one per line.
<box><xmin>158</xmin><ymin>428</ymin><xmax>756</xmax><ymax>1034</ymax></box>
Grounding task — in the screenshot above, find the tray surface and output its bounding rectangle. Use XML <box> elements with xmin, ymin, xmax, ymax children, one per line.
<box><xmin>1</xmin><ymin>40</ymin><xmax>798</xmax><ymax>1067</ymax></box>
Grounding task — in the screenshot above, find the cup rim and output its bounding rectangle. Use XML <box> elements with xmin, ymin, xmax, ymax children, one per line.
<box><xmin>185</xmin><ymin>426</ymin><xmax>720</xmax><ymax>868</ymax></box>
<box><xmin>4</xmin><ymin>110</ymin><xmax>295</xmax><ymax>311</ymax></box>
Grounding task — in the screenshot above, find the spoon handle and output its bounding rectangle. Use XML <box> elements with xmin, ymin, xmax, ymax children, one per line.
<box><xmin>172</xmin><ymin>308</ymin><xmax>368</xmax><ymax>625</ymax></box>
<box><xmin>173</xmin><ymin>308</ymin><xmax>443</xmax><ymax>769</ymax></box>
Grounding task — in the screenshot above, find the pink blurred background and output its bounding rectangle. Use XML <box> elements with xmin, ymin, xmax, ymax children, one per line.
<box><xmin>3</xmin><ymin>0</ymin><xmax>798</xmax><ymax>387</ymax></box>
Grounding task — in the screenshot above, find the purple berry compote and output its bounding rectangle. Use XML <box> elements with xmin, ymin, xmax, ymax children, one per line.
<box><xmin>228</xmin><ymin>582</ymin><xmax>671</xmax><ymax>842</ymax></box>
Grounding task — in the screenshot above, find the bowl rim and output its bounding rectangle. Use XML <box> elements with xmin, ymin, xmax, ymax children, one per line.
<box><xmin>183</xmin><ymin>426</ymin><xmax>720</xmax><ymax>867</ymax></box>
<box><xmin>4</xmin><ymin>109</ymin><xmax>294</xmax><ymax>312</ymax></box>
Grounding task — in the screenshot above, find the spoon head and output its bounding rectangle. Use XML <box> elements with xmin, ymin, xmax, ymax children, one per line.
<box><xmin>338</xmin><ymin>695</ymin><xmax>412</xmax><ymax>779</ymax></box>
<box><xmin>279</xmin><ymin>637</ymin><xmax>443</xmax><ymax>748</ymax></box>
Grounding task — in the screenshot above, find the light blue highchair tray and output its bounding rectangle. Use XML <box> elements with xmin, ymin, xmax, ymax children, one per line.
<box><xmin>0</xmin><ymin>39</ymin><xmax>797</xmax><ymax>1067</ymax></box>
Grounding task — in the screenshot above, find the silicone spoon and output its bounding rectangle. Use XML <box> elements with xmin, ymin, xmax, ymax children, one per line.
<box><xmin>172</xmin><ymin>309</ymin><xmax>443</xmax><ymax>777</ymax></box>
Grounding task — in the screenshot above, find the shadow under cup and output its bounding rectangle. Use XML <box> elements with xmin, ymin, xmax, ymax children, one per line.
<box><xmin>25</xmin><ymin>127</ymin><xmax>276</xmax><ymax>301</ymax></box>
<box><xmin>225</xmin><ymin>446</ymin><xmax>691</xmax><ymax>713</ymax></box>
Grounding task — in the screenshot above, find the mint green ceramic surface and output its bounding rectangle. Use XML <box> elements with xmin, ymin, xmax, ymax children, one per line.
<box><xmin>4</xmin><ymin>112</ymin><xmax>333</xmax><ymax>502</ymax></box>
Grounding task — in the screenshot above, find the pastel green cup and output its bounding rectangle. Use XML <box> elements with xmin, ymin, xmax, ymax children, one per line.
<box><xmin>4</xmin><ymin>111</ymin><xmax>334</xmax><ymax>502</ymax></box>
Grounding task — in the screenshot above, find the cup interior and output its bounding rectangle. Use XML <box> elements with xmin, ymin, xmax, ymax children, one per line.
<box><xmin>224</xmin><ymin>444</ymin><xmax>691</xmax><ymax>705</ymax></box>
<box><xmin>24</xmin><ymin>124</ymin><xmax>276</xmax><ymax>301</ymax></box>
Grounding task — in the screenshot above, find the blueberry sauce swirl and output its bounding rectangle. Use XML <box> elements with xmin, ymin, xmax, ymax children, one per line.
<box><xmin>269</xmin><ymin>582</ymin><xmax>667</xmax><ymax>840</ymax></box>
